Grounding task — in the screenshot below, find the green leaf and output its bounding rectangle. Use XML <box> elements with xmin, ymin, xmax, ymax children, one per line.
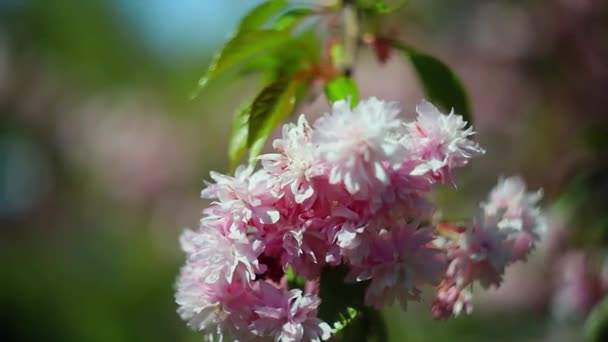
<box><xmin>337</xmin><ymin>307</ymin><xmax>388</xmax><ymax>342</ymax></box>
<box><xmin>324</xmin><ymin>76</ymin><xmax>359</xmax><ymax>107</ymax></box>
<box><xmin>237</xmin><ymin>0</ymin><xmax>287</xmax><ymax>32</ymax></box>
<box><xmin>227</xmin><ymin>104</ymin><xmax>251</xmax><ymax>172</ymax></box>
<box><xmin>247</xmin><ymin>78</ymin><xmax>299</xmax><ymax>164</ymax></box>
<box><xmin>585</xmin><ymin>296</ymin><xmax>608</xmax><ymax>341</ymax></box>
<box><xmin>196</xmin><ymin>30</ymin><xmax>291</xmax><ymax>94</ymax></box>
<box><xmin>332</xmin><ymin>307</ymin><xmax>359</xmax><ymax>334</ymax></box>
<box><xmin>357</xmin><ymin>0</ymin><xmax>408</xmax><ymax>14</ymax></box>
<box><xmin>374</xmin><ymin>0</ymin><xmax>408</xmax><ymax>13</ymax></box>
<box><xmin>273</xmin><ymin>8</ymin><xmax>315</xmax><ymax>31</ymax></box>
<box><xmin>253</xmin><ymin>30</ymin><xmax>321</xmax><ymax>80</ymax></box>
<box><xmin>392</xmin><ymin>42</ymin><xmax>472</xmax><ymax>124</ymax></box>
<box><xmin>318</xmin><ymin>265</ymin><xmax>388</xmax><ymax>341</ymax></box>
<box><xmin>286</xmin><ymin>265</ymin><xmax>306</xmax><ymax>290</ymax></box>
<box><xmin>318</xmin><ymin>265</ymin><xmax>367</xmax><ymax>326</ymax></box>
<box><xmin>330</xmin><ymin>43</ymin><xmax>346</xmax><ymax>69</ymax></box>
<box><xmin>290</xmin><ymin>30</ymin><xmax>322</xmax><ymax>63</ymax></box>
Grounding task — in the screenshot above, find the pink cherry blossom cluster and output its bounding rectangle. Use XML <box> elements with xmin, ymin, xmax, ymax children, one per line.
<box><xmin>431</xmin><ymin>176</ymin><xmax>545</xmax><ymax>319</ymax></box>
<box><xmin>175</xmin><ymin>97</ymin><xmax>543</xmax><ymax>341</ymax></box>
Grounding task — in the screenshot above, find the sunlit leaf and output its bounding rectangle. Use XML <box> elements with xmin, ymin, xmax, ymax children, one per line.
<box><xmin>330</xmin><ymin>43</ymin><xmax>346</xmax><ymax>69</ymax></box>
<box><xmin>324</xmin><ymin>76</ymin><xmax>359</xmax><ymax>107</ymax></box>
<box><xmin>195</xmin><ymin>30</ymin><xmax>291</xmax><ymax>94</ymax></box>
<box><xmin>237</xmin><ymin>0</ymin><xmax>287</xmax><ymax>32</ymax></box>
<box><xmin>272</xmin><ymin>8</ymin><xmax>315</xmax><ymax>31</ymax></box>
<box><xmin>238</xmin><ymin>30</ymin><xmax>320</xmax><ymax>81</ymax></box>
<box><xmin>270</xmin><ymin>31</ymin><xmax>321</xmax><ymax>79</ymax></box>
<box><xmin>291</xmin><ymin>30</ymin><xmax>322</xmax><ymax>63</ymax></box>
<box><xmin>317</xmin><ymin>265</ymin><xmax>389</xmax><ymax>341</ymax></box>
<box><xmin>228</xmin><ymin>104</ymin><xmax>251</xmax><ymax>172</ymax></box>
<box><xmin>247</xmin><ymin>78</ymin><xmax>299</xmax><ymax>164</ymax></box>
<box><xmin>332</xmin><ymin>307</ymin><xmax>359</xmax><ymax>334</ymax></box>
<box><xmin>392</xmin><ymin>42</ymin><xmax>472</xmax><ymax>124</ymax></box>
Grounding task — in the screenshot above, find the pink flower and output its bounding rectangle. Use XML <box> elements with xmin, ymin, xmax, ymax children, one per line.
<box><xmin>201</xmin><ymin>166</ymin><xmax>281</xmax><ymax>229</ymax></box>
<box><xmin>431</xmin><ymin>176</ymin><xmax>544</xmax><ymax>319</ymax></box>
<box><xmin>325</xmin><ymin>207</ymin><xmax>366</xmax><ymax>256</ymax></box>
<box><xmin>482</xmin><ymin>176</ymin><xmax>544</xmax><ymax>236</ymax></box>
<box><xmin>175</xmin><ymin>264</ymin><xmax>256</xmax><ymax>341</ymax></box>
<box><xmin>313</xmin><ymin>98</ymin><xmax>406</xmax><ymax>197</ymax></box>
<box><xmin>174</xmin><ymin>97</ymin><xmax>534</xmax><ymax>334</ymax></box>
<box><xmin>250</xmin><ymin>281</ymin><xmax>332</xmax><ymax>342</ymax></box>
<box><xmin>180</xmin><ymin>228</ymin><xmax>265</xmax><ymax>285</ymax></box>
<box><xmin>477</xmin><ymin>176</ymin><xmax>545</xmax><ymax>263</ymax></box>
<box><xmin>201</xmin><ymin>200</ymin><xmax>252</xmax><ymax>240</ymax></box>
<box><xmin>406</xmin><ymin>100</ymin><xmax>484</xmax><ymax>182</ymax></box>
<box><xmin>507</xmin><ymin>230</ymin><xmax>536</xmax><ymax>262</ymax></box>
<box><xmin>349</xmin><ymin>225</ymin><xmax>446</xmax><ymax>310</ymax></box>
<box><xmin>447</xmin><ymin>225</ymin><xmax>511</xmax><ymax>289</ymax></box>
<box><xmin>432</xmin><ymin>282</ymin><xmax>473</xmax><ymax>319</ymax></box>
<box><xmin>377</xmin><ymin>167</ymin><xmax>435</xmax><ymax>225</ymax></box>
<box><xmin>281</xmin><ymin>225</ymin><xmax>331</xmax><ymax>278</ymax></box>
<box><xmin>200</xmin><ymin>165</ymin><xmax>252</xmax><ymax>201</ymax></box>
<box><xmin>259</xmin><ymin>115</ymin><xmax>317</xmax><ymax>207</ymax></box>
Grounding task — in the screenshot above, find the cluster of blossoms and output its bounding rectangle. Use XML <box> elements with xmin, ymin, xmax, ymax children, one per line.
<box><xmin>431</xmin><ymin>176</ymin><xmax>545</xmax><ymax>318</ymax></box>
<box><xmin>175</xmin><ymin>97</ymin><xmax>544</xmax><ymax>341</ymax></box>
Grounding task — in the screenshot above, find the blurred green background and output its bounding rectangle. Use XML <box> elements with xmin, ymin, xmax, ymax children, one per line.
<box><xmin>1</xmin><ymin>0</ymin><xmax>607</xmax><ymax>341</ymax></box>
